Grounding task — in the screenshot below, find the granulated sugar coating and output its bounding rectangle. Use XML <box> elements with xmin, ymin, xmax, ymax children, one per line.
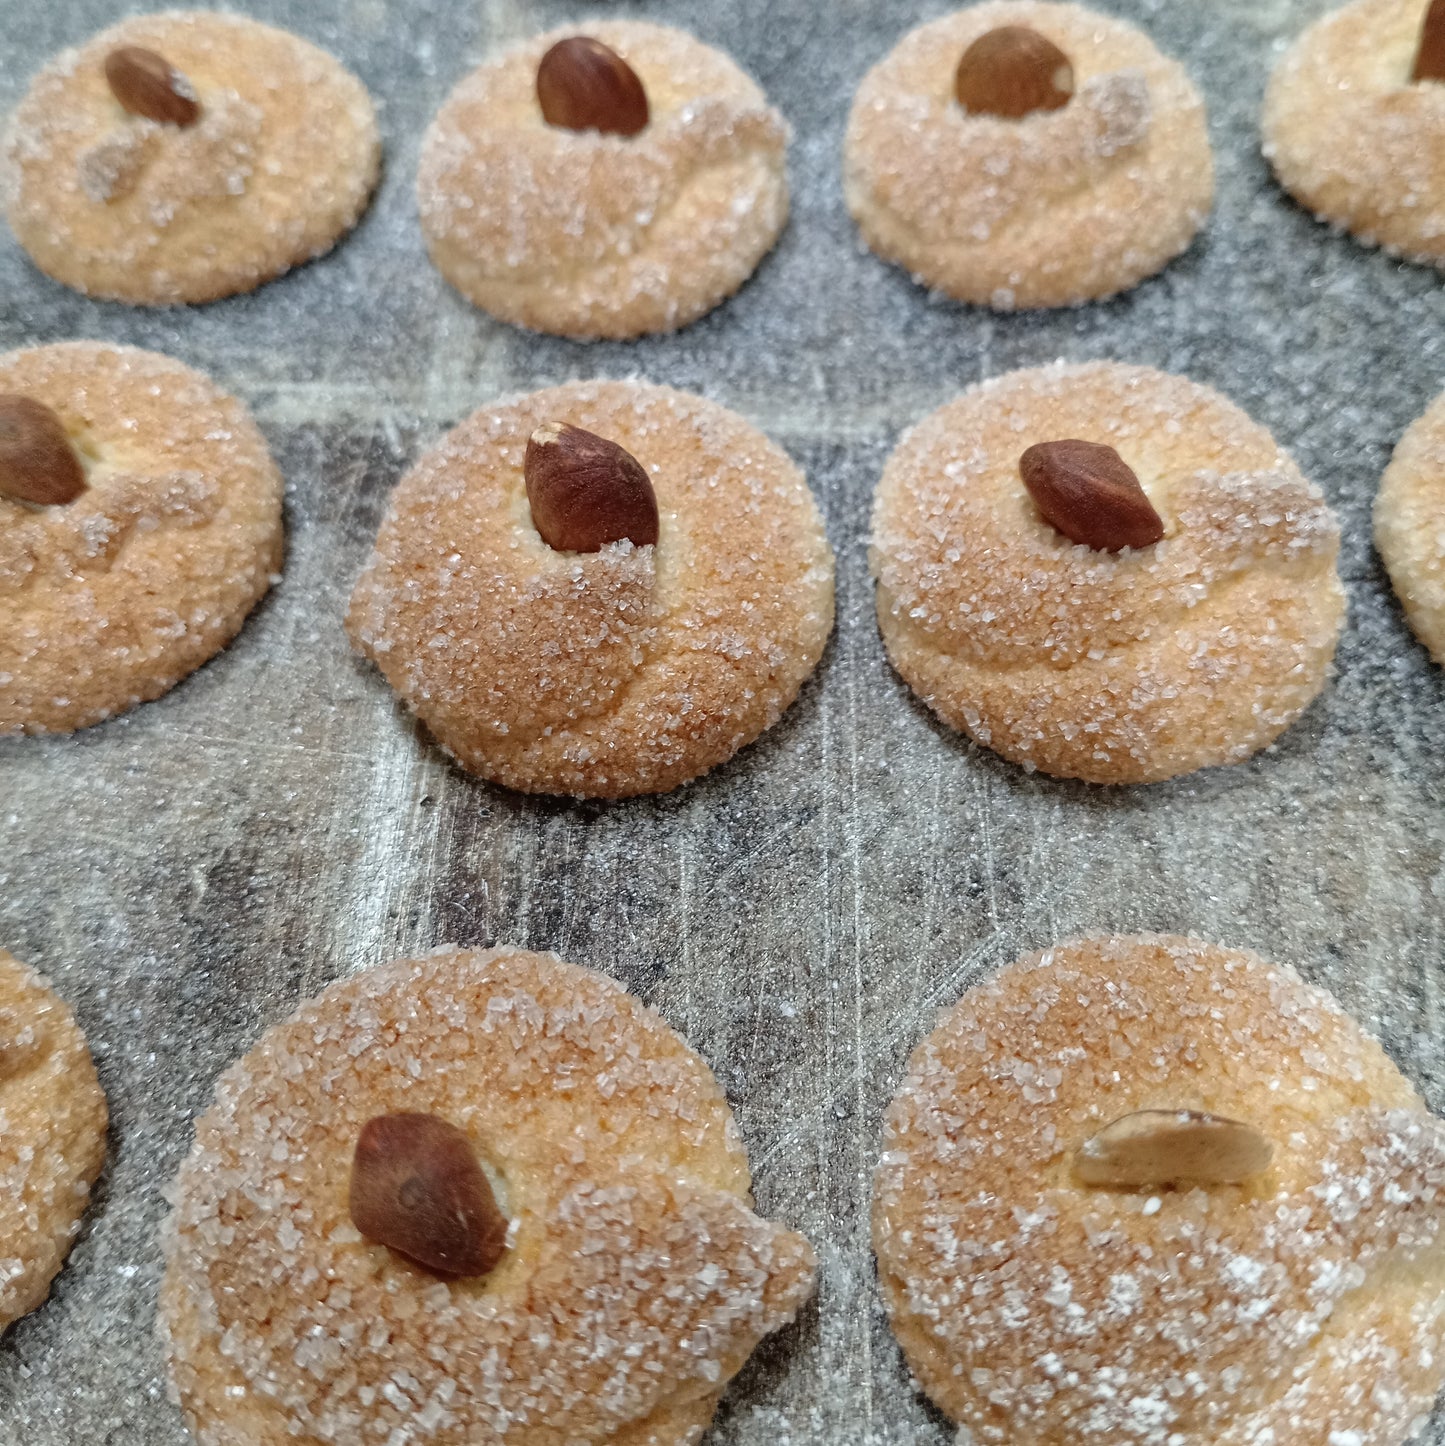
<box><xmin>5</xmin><ymin>0</ymin><xmax>1445</xmax><ymax>1442</ymax></box>
<box><xmin>843</xmin><ymin>1</ymin><xmax>1213</xmax><ymax>310</ymax></box>
<box><xmin>869</xmin><ymin>361</ymin><xmax>1345</xmax><ymax>784</ymax></box>
<box><xmin>1376</xmin><ymin>388</ymin><xmax>1445</xmax><ymax>665</ymax></box>
<box><xmin>1</xmin><ymin>10</ymin><xmax>380</xmax><ymax>304</ymax></box>
<box><xmin>1264</xmin><ymin>0</ymin><xmax>1445</xmax><ymax>269</ymax></box>
<box><xmin>160</xmin><ymin>946</ymin><xmax>817</xmax><ymax>1446</ymax></box>
<box><xmin>0</xmin><ymin>341</ymin><xmax>283</xmax><ymax>735</ymax></box>
<box><xmin>347</xmin><ymin>379</ymin><xmax>835</xmax><ymax>797</ymax></box>
<box><xmin>0</xmin><ymin>949</ymin><xmax>107</xmax><ymax>1333</ymax></box>
<box><xmin>417</xmin><ymin>20</ymin><xmax>789</xmax><ymax>339</ymax></box>
<box><xmin>873</xmin><ymin>935</ymin><xmax>1445</xmax><ymax>1446</ymax></box>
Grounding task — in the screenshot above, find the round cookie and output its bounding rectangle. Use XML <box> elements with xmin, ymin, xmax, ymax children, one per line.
<box><xmin>0</xmin><ymin>341</ymin><xmax>284</xmax><ymax>735</ymax></box>
<box><xmin>1376</xmin><ymin>388</ymin><xmax>1445</xmax><ymax>663</ymax></box>
<box><xmin>0</xmin><ymin>948</ymin><xmax>108</xmax><ymax>1333</ymax></box>
<box><xmin>1264</xmin><ymin>0</ymin><xmax>1445</xmax><ymax>267</ymax></box>
<box><xmin>874</xmin><ymin>934</ymin><xmax>1445</xmax><ymax>1446</ymax></box>
<box><xmin>347</xmin><ymin>379</ymin><xmax>834</xmax><ymax>797</ymax></box>
<box><xmin>161</xmin><ymin>945</ymin><xmax>816</xmax><ymax>1446</ymax></box>
<box><xmin>417</xmin><ymin>20</ymin><xmax>789</xmax><ymax>338</ymax></box>
<box><xmin>2</xmin><ymin>10</ymin><xmax>380</xmax><ymax>304</ymax></box>
<box><xmin>843</xmin><ymin>1</ymin><xmax>1213</xmax><ymax>310</ymax></box>
<box><xmin>869</xmin><ymin>361</ymin><xmax>1344</xmax><ymax>784</ymax></box>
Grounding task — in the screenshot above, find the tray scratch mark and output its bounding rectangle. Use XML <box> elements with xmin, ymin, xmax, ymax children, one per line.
<box><xmin>914</xmin><ymin>764</ymin><xmax>945</xmax><ymax>995</ymax></box>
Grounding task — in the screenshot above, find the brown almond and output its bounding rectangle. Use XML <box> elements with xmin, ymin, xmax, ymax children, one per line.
<box><xmin>1019</xmin><ymin>438</ymin><xmax>1164</xmax><ymax>551</ymax></box>
<box><xmin>536</xmin><ymin>36</ymin><xmax>649</xmax><ymax>137</ymax></box>
<box><xmin>104</xmin><ymin>46</ymin><xmax>200</xmax><ymax>127</ymax></box>
<box><xmin>955</xmin><ymin>26</ymin><xmax>1074</xmax><ymax>118</ymax></box>
<box><xmin>1414</xmin><ymin>0</ymin><xmax>1445</xmax><ymax>82</ymax></box>
<box><xmin>0</xmin><ymin>395</ymin><xmax>87</xmax><ymax>507</ymax></box>
<box><xmin>525</xmin><ymin>421</ymin><xmax>660</xmax><ymax>552</ymax></box>
<box><xmin>349</xmin><ymin>1112</ymin><xmax>508</xmax><ymax>1277</ymax></box>
<box><xmin>1074</xmin><ymin>1109</ymin><xmax>1274</xmax><ymax>1188</ymax></box>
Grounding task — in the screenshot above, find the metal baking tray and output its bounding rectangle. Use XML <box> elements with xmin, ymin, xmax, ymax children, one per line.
<box><xmin>2</xmin><ymin>0</ymin><xmax>1442</xmax><ymax>1441</ymax></box>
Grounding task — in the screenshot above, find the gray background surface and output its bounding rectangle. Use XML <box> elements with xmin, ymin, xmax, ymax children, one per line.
<box><xmin>2</xmin><ymin>0</ymin><xmax>1443</xmax><ymax>1441</ymax></box>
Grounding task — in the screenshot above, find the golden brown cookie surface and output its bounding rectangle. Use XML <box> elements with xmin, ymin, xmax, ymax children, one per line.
<box><xmin>161</xmin><ymin>946</ymin><xmax>816</xmax><ymax>1446</ymax></box>
<box><xmin>418</xmin><ymin>20</ymin><xmax>789</xmax><ymax>339</ymax></box>
<box><xmin>2</xmin><ymin>10</ymin><xmax>380</xmax><ymax>304</ymax></box>
<box><xmin>0</xmin><ymin>949</ymin><xmax>108</xmax><ymax>1333</ymax></box>
<box><xmin>869</xmin><ymin>361</ymin><xmax>1344</xmax><ymax>784</ymax></box>
<box><xmin>347</xmin><ymin>379</ymin><xmax>834</xmax><ymax>797</ymax></box>
<box><xmin>844</xmin><ymin>1</ymin><xmax>1212</xmax><ymax>310</ymax></box>
<box><xmin>1376</xmin><ymin>387</ymin><xmax>1445</xmax><ymax>663</ymax></box>
<box><xmin>1264</xmin><ymin>0</ymin><xmax>1445</xmax><ymax>266</ymax></box>
<box><xmin>874</xmin><ymin>934</ymin><xmax>1445</xmax><ymax>1446</ymax></box>
<box><xmin>0</xmin><ymin>342</ymin><xmax>283</xmax><ymax>735</ymax></box>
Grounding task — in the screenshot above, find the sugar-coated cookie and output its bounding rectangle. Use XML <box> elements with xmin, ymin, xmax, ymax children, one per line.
<box><xmin>1376</xmin><ymin>387</ymin><xmax>1445</xmax><ymax>663</ymax></box>
<box><xmin>0</xmin><ymin>949</ymin><xmax>108</xmax><ymax>1333</ymax></box>
<box><xmin>418</xmin><ymin>21</ymin><xmax>789</xmax><ymax>338</ymax></box>
<box><xmin>1264</xmin><ymin>0</ymin><xmax>1445</xmax><ymax>267</ymax></box>
<box><xmin>348</xmin><ymin>379</ymin><xmax>834</xmax><ymax>797</ymax></box>
<box><xmin>161</xmin><ymin>946</ymin><xmax>816</xmax><ymax>1446</ymax></box>
<box><xmin>875</xmin><ymin>934</ymin><xmax>1445</xmax><ymax>1446</ymax></box>
<box><xmin>0</xmin><ymin>342</ymin><xmax>283</xmax><ymax>735</ymax></box>
<box><xmin>2</xmin><ymin>10</ymin><xmax>380</xmax><ymax>304</ymax></box>
<box><xmin>869</xmin><ymin>361</ymin><xmax>1344</xmax><ymax>784</ymax></box>
<box><xmin>844</xmin><ymin>1</ymin><xmax>1212</xmax><ymax>310</ymax></box>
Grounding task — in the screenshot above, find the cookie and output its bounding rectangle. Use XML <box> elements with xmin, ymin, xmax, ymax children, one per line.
<box><xmin>2</xmin><ymin>11</ymin><xmax>380</xmax><ymax>304</ymax></box>
<box><xmin>0</xmin><ymin>341</ymin><xmax>284</xmax><ymax>736</ymax></box>
<box><xmin>161</xmin><ymin>946</ymin><xmax>816</xmax><ymax>1446</ymax></box>
<box><xmin>0</xmin><ymin>948</ymin><xmax>108</xmax><ymax>1333</ymax></box>
<box><xmin>843</xmin><ymin>1</ymin><xmax>1212</xmax><ymax>310</ymax></box>
<box><xmin>347</xmin><ymin>379</ymin><xmax>834</xmax><ymax>797</ymax></box>
<box><xmin>1377</xmin><ymin>388</ymin><xmax>1445</xmax><ymax>663</ymax></box>
<box><xmin>874</xmin><ymin>934</ymin><xmax>1445</xmax><ymax>1446</ymax></box>
<box><xmin>869</xmin><ymin>361</ymin><xmax>1344</xmax><ymax>784</ymax></box>
<box><xmin>1264</xmin><ymin>0</ymin><xmax>1445</xmax><ymax>267</ymax></box>
<box><xmin>417</xmin><ymin>20</ymin><xmax>789</xmax><ymax>338</ymax></box>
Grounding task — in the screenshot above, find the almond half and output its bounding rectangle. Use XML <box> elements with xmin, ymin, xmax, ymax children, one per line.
<box><xmin>104</xmin><ymin>45</ymin><xmax>200</xmax><ymax>127</ymax></box>
<box><xmin>1074</xmin><ymin>1109</ymin><xmax>1274</xmax><ymax>1188</ymax></box>
<box><xmin>1413</xmin><ymin>0</ymin><xmax>1445</xmax><ymax>82</ymax></box>
<box><xmin>0</xmin><ymin>395</ymin><xmax>87</xmax><ymax>507</ymax></box>
<box><xmin>349</xmin><ymin>1112</ymin><xmax>508</xmax><ymax>1277</ymax></box>
<box><xmin>955</xmin><ymin>26</ymin><xmax>1074</xmax><ymax>118</ymax></box>
<box><xmin>536</xmin><ymin>36</ymin><xmax>649</xmax><ymax>137</ymax></box>
<box><xmin>1019</xmin><ymin>438</ymin><xmax>1164</xmax><ymax>551</ymax></box>
<box><xmin>525</xmin><ymin>421</ymin><xmax>660</xmax><ymax>552</ymax></box>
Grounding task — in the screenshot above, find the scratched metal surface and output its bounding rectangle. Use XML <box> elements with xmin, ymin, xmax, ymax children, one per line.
<box><xmin>2</xmin><ymin>0</ymin><xmax>1444</xmax><ymax>1441</ymax></box>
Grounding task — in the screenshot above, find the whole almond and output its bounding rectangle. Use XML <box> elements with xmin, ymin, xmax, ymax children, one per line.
<box><xmin>1074</xmin><ymin>1109</ymin><xmax>1274</xmax><ymax>1188</ymax></box>
<box><xmin>536</xmin><ymin>36</ymin><xmax>649</xmax><ymax>137</ymax></box>
<box><xmin>1019</xmin><ymin>438</ymin><xmax>1164</xmax><ymax>551</ymax></box>
<box><xmin>525</xmin><ymin>421</ymin><xmax>660</xmax><ymax>552</ymax></box>
<box><xmin>955</xmin><ymin>26</ymin><xmax>1074</xmax><ymax>118</ymax></box>
<box><xmin>1414</xmin><ymin>0</ymin><xmax>1445</xmax><ymax>82</ymax></box>
<box><xmin>104</xmin><ymin>46</ymin><xmax>200</xmax><ymax>127</ymax></box>
<box><xmin>0</xmin><ymin>395</ymin><xmax>87</xmax><ymax>507</ymax></box>
<box><xmin>349</xmin><ymin>1112</ymin><xmax>508</xmax><ymax>1277</ymax></box>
